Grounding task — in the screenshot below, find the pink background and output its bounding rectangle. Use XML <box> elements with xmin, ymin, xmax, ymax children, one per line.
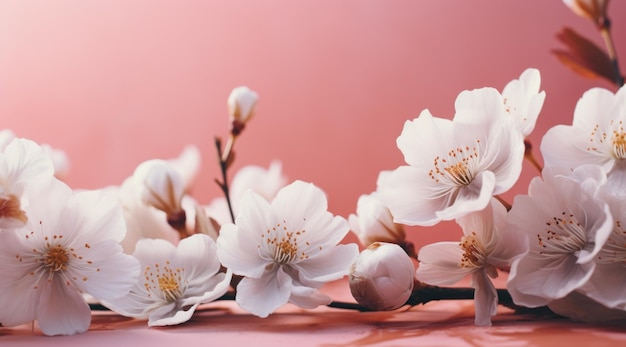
<box><xmin>1</xmin><ymin>0</ymin><xmax>625</xmax><ymax>249</ymax></box>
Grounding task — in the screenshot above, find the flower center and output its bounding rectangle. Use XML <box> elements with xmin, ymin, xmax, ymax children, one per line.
<box><xmin>262</xmin><ymin>221</ymin><xmax>310</xmax><ymax>264</ymax></box>
<box><xmin>0</xmin><ymin>194</ymin><xmax>27</xmax><ymax>225</ymax></box>
<box><xmin>43</xmin><ymin>244</ymin><xmax>70</xmax><ymax>272</ymax></box>
<box><xmin>429</xmin><ymin>141</ymin><xmax>480</xmax><ymax>187</ymax></box>
<box><xmin>612</xmin><ymin>130</ymin><xmax>626</xmax><ymax>159</ymax></box>
<box><xmin>460</xmin><ymin>232</ymin><xmax>485</xmax><ymax>268</ymax></box>
<box><xmin>144</xmin><ymin>262</ymin><xmax>185</xmax><ymax>302</ymax></box>
<box><xmin>158</xmin><ymin>275</ymin><xmax>182</xmax><ymax>302</ymax></box>
<box><xmin>537</xmin><ymin>212</ymin><xmax>587</xmax><ymax>256</ymax></box>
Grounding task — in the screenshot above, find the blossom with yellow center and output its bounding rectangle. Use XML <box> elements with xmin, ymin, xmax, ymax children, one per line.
<box><xmin>506</xmin><ymin>166</ymin><xmax>613</xmax><ymax>309</ymax></box>
<box><xmin>542</xmin><ymin>85</ymin><xmax>626</xmax><ymax>195</ymax></box>
<box><xmin>0</xmin><ymin>178</ymin><xmax>139</xmax><ymax>336</ymax></box>
<box><xmin>416</xmin><ymin>199</ymin><xmax>525</xmax><ymax>326</ymax></box>
<box><xmin>103</xmin><ymin>234</ymin><xmax>231</xmax><ymax>327</ymax></box>
<box><xmin>378</xmin><ymin>86</ymin><xmax>525</xmax><ymax>226</ymax></box>
<box><xmin>217</xmin><ymin>180</ymin><xmax>359</xmax><ymax>318</ymax></box>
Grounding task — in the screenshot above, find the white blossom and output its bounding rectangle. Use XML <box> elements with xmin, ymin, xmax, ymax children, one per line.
<box><xmin>217</xmin><ymin>180</ymin><xmax>358</xmax><ymax>317</ymax></box>
<box><xmin>103</xmin><ymin>234</ymin><xmax>231</xmax><ymax>326</ymax></box>
<box><xmin>0</xmin><ymin>179</ymin><xmax>139</xmax><ymax>336</ymax></box>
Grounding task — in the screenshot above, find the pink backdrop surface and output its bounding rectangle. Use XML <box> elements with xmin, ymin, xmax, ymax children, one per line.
<box><xmin>2</xmin><ymin>0</ymin><xmax>626</xmax><ymax>345</ymax></box>
<box><xmin>2</xmin><ymin>0</ymin><xmax>625</xmax><ymax>249</ymax></box>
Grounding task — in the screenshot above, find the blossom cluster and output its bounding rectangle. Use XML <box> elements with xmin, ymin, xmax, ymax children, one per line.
<box><xmin>0</xmin><ymin>88</ymin><xmax>359</xmax><ymax>336</ymax></box>
<box><xmin>349</xmin><ymin>68</ymin><xmax>626</xmax><ymax>326</ymax></box>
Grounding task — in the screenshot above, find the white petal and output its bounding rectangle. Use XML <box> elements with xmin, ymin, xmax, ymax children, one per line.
<box><xmin>453</xmin><ymin>87</ymin><xmax>506</xmax><ymax>127</ymax></box>
<box><xmin>270</xmin><ymin>181</ymin><xmax>329</xmax><ymax>232</ymax></box>
<box><xmin>541</xmin><ymin>125</ymin><xmax>611</xmax><ymax>170</ymax></box>
<box><xmin>175</xmin><ymin>234</ymin><xmax>221</xmax><ymax>281</ymax></box>
<box><xmin>436</xmin><ymin>170</ymin><xmax>496</xmax><ymax>221</ymax></box>
<box><xmin>507</xmin><ymin>254</ymin><xmax>595</xmax><ymax>307</ymax></box>
<box><xmin>416</xmin><ymin>242</ymin><xmax>473</xmax><ymax>285</ymax></box>
<box><xmin>235</xmin><ymin>268</ymin><xmax>291</xmax><ymax>318</ymax></box>
<box><xmin>146</xmin><ymin>302</ymin><xmax>178</xmax><ymax>326</ymax></box>
<box><xmin>217</xmin><ymin>222</ymin><xmax>269</xmax><ymax>279</ymax></box>
<box><xmin>37</xmin><ymin>278</ymin><xmax>91</xmax><ymax>336</ymax></box>
<box><xmin>582</xmin><ymin>263</ymin><xmax>626</xmax><ymax>309</ymax></box>
<box><xmin>70</xmin><ymin>189</ymin><xmax>128</xmax><ymax>242</ymax></box>
<box><xmin>73</xmin><ymin>240</ymin><xmax>140</xmax><ymax>301</ymax></box>
<box><xmin>296</xmin><ymin>243</ymin><xmax>359</xmax><ymax>284</ymax></box>
<box><xmin>288</xmin><ymin>283</ymin><xmax>332</xmax><ymax>309</ymax></box>
<box><xmin>472</xmin><ymin>271</ymin><xmax>497</xmax><ymax>327</ymax></box>
<box><xmin>396</xmin><ymin>110</ymin><xmax>455</xmax><ymax>168</ymax></box>
<box><xmin>377</xmin><ymin>165</ymin><xmax>449</xmax><ymax>226</ymax></box>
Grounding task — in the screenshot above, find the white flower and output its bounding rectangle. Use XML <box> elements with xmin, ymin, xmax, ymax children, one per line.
<box><xmin>349</xmin><ymin>242</ymin><xmax>415</xmax><ymax>311</ymax></box>
<box><xmin>416</xmin><ymin>199</ymin><xmax>525</xmax><ymax>326</ymax></box>
<box><xmin>563</xmin><ymin>0</ymin><xmax>609</xmax><ymax>25</ymax></box>
<box><xmin>0</xmin><ymin>138</ymin><xmax>55</xmax><ymax>229</ymax></box>
<box><xmin>500</xmin><ymin>68</ymin><xmax>546</xmax><ymax>137</ymax></box>
<box><xmin>0</xmin><ymin>179</ymin><xmax>139</xmax><ymax>336</ymax></box>
<box><xmin>377</xmin><ymin>88</ymin><xmax>524</xmax><ymax>226</ymax></box>
<box><xmin>228</xmin><ymin>86</ymin><xmax>259</xmax><ymax>133</ymax></box>
<box><xmin>205</xmin><ymin>160</ymin><xmax>287</xmax><ymax>226</ymax></box>
<box><xmin>541</xmin><ymin>86</ymin><xmax>626</xmax><ymax>194</ymax></box>
<box><xmin>103</xmin><ymin>234</ymin><xmax>231</xmax><ymax>326</ymax></box>
<box><xmin>453</xmin><ymin>69</ymin><xmax>545</xmax><ymax>138</ymax></box>
<box><xmin>506</xmin><ymin>166</ymin><xmax>613</xmax><ymax>308</ymax></box>
<box><xmin>216</xmin><ymin>180</ymin><xmax>359</xmax><ymax>317</ymax></box>
<box><xmin>577</xmin><ymin>186</ymin><xmax>626</xmax><ymax>310</ymax></box>
<box><xmin>348</xmin><ymin>183</ymin><xmax>407</xmax><ymax>247</ymax></box>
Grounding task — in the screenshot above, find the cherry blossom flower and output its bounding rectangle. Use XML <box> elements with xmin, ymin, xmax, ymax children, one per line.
<box><xmin>506</xmin><ymin>166</ymin><xmax>613</xmax><ymax>308</ymax></box>
<box><xmin>541</xmin><ymin>86</ymin><xmax>626</xmax><ymax>195</ymax></box>
<box><xmin>500</xmin><ymin>68</ymin><xmax>546</xmax><ymax>137</ymax></box>
<box><xmin>216</xmin><ymin>180</ymin><xmax>359</xmax><ymax>317</ymax></box>
<box><xmin>577</xmin><ymin>185</ymin><xmax>626</xmax><ymax>310</ymax></box>
<box><xmin>0</xmin><ymin>138</ymin><xmax>55</xmax><ymax>229</ymax></box>
<box><xmin>377</xmin><ymin>87</ymin><xmax>524</xmax><ymax>226</ymax></box>
<box><xmin>205</xmin><ymin>160</ymin><xmax>287</xmax><ymax>226</ymax></box>
<box><xmin>453</xmin><ymin>69</ymin><xmax>545</xmax><ymax>138</ymax></box>
<box><xmin>0</xmin><ymin>179</ymin><xmax>139</xmax><ymax>336</ymax></box>
<box><xmin>103</xmin><ymin>234</ymin><xmax>231</xmax><ymax>326</ymax></box>
<box><xmin>416</xmin><ymin>199</ymin><xmax>525</xmax><ymax>326</ymax></box>
<box><xmin>349</xmin><ymin>242</ymin><xmax>415</xmax><ymax>311</ymax></box>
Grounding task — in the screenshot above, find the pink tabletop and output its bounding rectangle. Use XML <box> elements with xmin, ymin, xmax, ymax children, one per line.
<box><xmin>1</xmin><ymin>1</ymin><xmax>626</xmax><ymax>345</ymax></box>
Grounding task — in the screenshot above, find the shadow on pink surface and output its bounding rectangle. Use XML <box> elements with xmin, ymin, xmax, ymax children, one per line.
<box><xmin>3</xmin><ymin>281</ymin><xmax>625</xmax><ymax>346</ymax></box>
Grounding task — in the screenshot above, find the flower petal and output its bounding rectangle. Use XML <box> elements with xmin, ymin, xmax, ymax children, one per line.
<box><xmin>472</xmin><ymin>271</ymin><xmax>497</xmax><ymax>327</ymax></box>
<box><xmin>37</xmin><ymin>278</ymin><xmax>91</xmax><ymax>336</ymax></box>
<box><xmin>416</xmin><ymin>242</ymin><xmax>473</xmax><ymax>285</ymax></box>
<box><xmin>235</xmin><ymin>268</ymin><xmax>291</xmax><ymax>318</ymax></box>
<box><xmin>296</xmin><ymin>243</ymin><xmax>359</xmax><ymax>284</ymax></box>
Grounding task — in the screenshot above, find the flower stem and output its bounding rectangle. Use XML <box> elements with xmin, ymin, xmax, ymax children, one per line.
<box><xmin>524</xmin><ymin>139</ymin><xmax>543</xmax><ymax>173</ymax></box>
<box><xmin>599</xmin><ymin>18</ymin><xmax>624</xmax><ymax>87</ymax></box>
<box><xmin>214</xmin><ymin>136</ymin><xmax>236</xmax><ymax>224</ymax></box>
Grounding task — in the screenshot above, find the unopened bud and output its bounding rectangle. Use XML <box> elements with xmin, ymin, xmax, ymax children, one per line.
<box><xmin>349</xmin><ymin>242</ymin><xmax>415</xmax><ymax>311</ymax></box>
<box><xmin>227</xmin><ymin>86</ymin><xmax>258</xmax><ymax>135</ymax></box>
<box><xmin>562</xmin><ymin>0</ymin><xmax>608</xmax><ymax>27</ymax></box>
<box><xmin>349</xmin><ymin>193</ymin><xmax>406</xmax><ymax>246</ymax></box>
<box><xmin>132</xmin><ymin>159</ymin><xmax>185</xmax><ymax>219</ymax></box>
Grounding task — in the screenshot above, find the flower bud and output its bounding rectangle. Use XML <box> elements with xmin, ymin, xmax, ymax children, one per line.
<box><xmin>349</xmin><ymin>242</ymin><xmax>415</xmax><ymax>311</ymax></box>
<box><xmin>132</xmin><ymin>159</ymin><xmax>185</xmax><ymax>220</ymax></box>
<box><xmin>227</xmin><ymin>86</ymin><xmax>258</xmax><ymax>135</ymax></box>
<box><xmin>349</xmin><ymin>193</ymin><xmax>406</xmax><ymax>246</ymax></box>
<box><xmin>562</xmin><ymin>0</ymin><xmax>608</xmax><ymax>26</ymax></box>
